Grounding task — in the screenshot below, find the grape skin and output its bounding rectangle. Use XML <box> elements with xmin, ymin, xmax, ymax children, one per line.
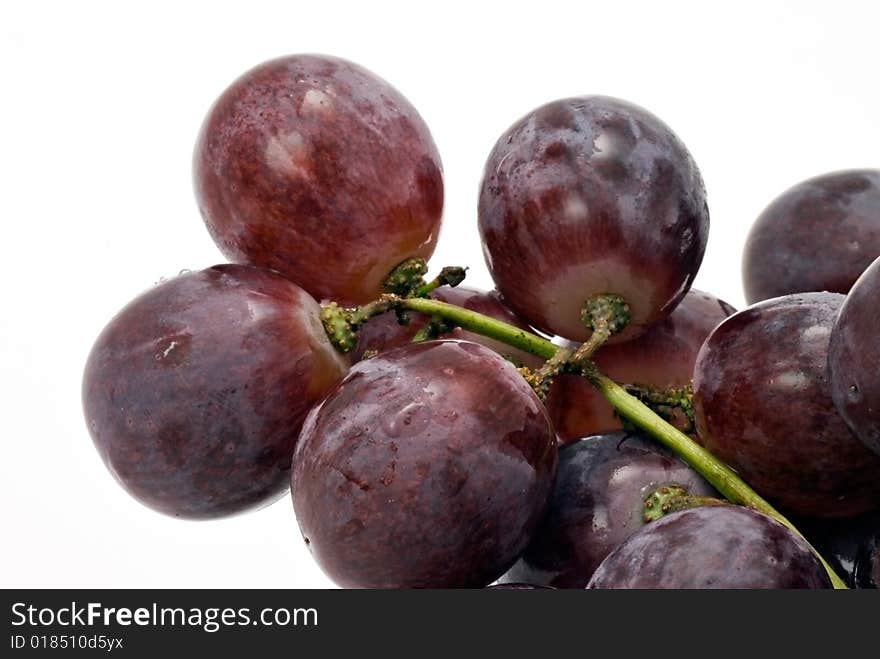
<box><xmin>82</xmin><ymin>265</ymin><xmax>348</xmax><ymax>519</ymax></box>
<box><xmin>828</xmin><ymin>256</ymin><xmax>880</xmax><ymax>456</ymax></box>
<box><xmin>547</xmin><ymin>289</ymin><xmax>734</xmax><ymax>442</ymax></box>
<box><xmin>502</xmin><ymin>431</ymin><xmax>716</xmax><ymax>587</ymax></box>
<box><xmin>588</xmin><ymin>506</ymin><xmax>831</xmax><ymax>589</ymax></box>
<box><xmin>194</xmin><ymin>54</ymin><xmax>444</xmax><ymax>305</ymax></box>
<box><xmin>742</xmin><ymin>170</ymin><xmax>880</xmax><ymax>304</ymax></box>
<box><xmin>291</xmin><ymin>340</ymin><xmax>557</xmax><ymax>588</ymax></box>
<box><xmin>479</xmin><ymin>95</ymin><xmax>708</xmax><ymax>342</ymax></box>
<box><xmin>351</xmin><ymin>286</ymin><xmax>544</xmax><ymax>369</ymax></box>
<box><xmin>693</xmin><ymin>292</ymin><xmax>880</xmax><ymax>518</ymax></box>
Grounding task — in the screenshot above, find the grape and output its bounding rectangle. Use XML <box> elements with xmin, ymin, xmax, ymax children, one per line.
<box><xmin>502</xmin><ymin>431</ymin><xmax>716</xmax><ymax>588</ymax></box>
<box><xmin>290</xmin><ymin>340</ymin><xmax>557</xmax><ymax>588</ymax></box>
<box><xmin>351</xmin><ymin>286</ymin><xmax>543</xmax><ymax>369</ymax></box>
<box><xmin>82</xmin><ymin>265</ymin><xmax>348</xmax><ymax>519</ymax></box>
<box><xmin>194</xmin><ymin>55</ymin><xmax>444</xmax><ymax>305</ymax></box>
<box><xmin>693</xmin><ymin>292</ymin><xmax>880</xmax><ymax>517</ymax></box>
<box><xmin>742</xmin><ymin>170</ymin><xmax>880</xmax><ymax>304</ymax></box>
<box><xmin>828</xmin><ymin>256</ymin><xmax>880</xmax><ymax>455</ymax></box>
<box><xmin>547</xmin><ymin>289</ymin><xmax>734</xmax><ymax>442</ymax></box>
<box><xmin>587</xmin><ymin>506</ymin><xmax>831</xmax><ymax>588</ymax></box>
<box><xmin>478</xmin><ymin>96</ymin><xmax>708</xmax><ymax>342</ymax></box>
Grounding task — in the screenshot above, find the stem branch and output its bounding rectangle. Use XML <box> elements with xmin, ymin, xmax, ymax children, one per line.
<box><xmin>642</xmin><ymin>484</ymin><xmax>728</xmax><ymax>522</ymax></box>
<box><xmin>570</xmin><ymin>294</ymin><xmax>631</xmax><ymax>365</ymax></box>
<box><xmin>399</xmin><ymin>297</ymin><xmax>558</xmax><ymax>359</ymax></box>
<box><xmin>586</xmin><ymin>369</ymin><xmax>846</xmax><ymax>589</ymax></box>
<box><xmin>386</xmin><ymin>295</ymin><xmax>847</xmax><ymax>589</ymax></box>
<box><xmin>413</xmin><ymin>266</ymin><xmax>467</xmax><ymax>297</ymax></box>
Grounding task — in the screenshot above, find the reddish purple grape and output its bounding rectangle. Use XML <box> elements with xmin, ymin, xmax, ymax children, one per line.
<box><xmin>194</xmin><ymin>55</ymin><xmax>444</xmax><ymax>305</ymax></box>
<box><xmin>829</xmin><ymin>256</ymin><xmax>880</xmax><ymax>456</ymax></box>
<box><xmin>587</xmin><ymin>506</ymin><xmax>831</xmax><ymax>589</ymax></box>
<box><xmin>351</xmin><ymin>286</ymin><xmax>543</xmax><ymax>369</ymax></box>
<box><xmin>478</xmin><ymin>96</ymin><xmax>708</xmax><ymax>342</ymax></box>
<box><xmin>291</xmin><ymin>340</ymin><xmax>557</xmax><ymax>588</ymax></box>
<box><xmin>82</xmin><ymin>265</ymin><xmax>348</xmax><ymax>519</ymax></box>
<box><xmin>502</xmin><ymin>432</ymin><xmax>716</xmax><ymax>588</ymax></box>
<box><xmin>547</xmin><ymin>289</ymin><xmax>734</xmax><ymax>442</ymax></box>
<box><xmin>742</xmin><ymin>170</ymin><xmax>880</xmax><ymax>304</ymax></box>
<box><xmin>693</xmin><ymin>293</ymin><xmax>880</xmax><ymax>518</ymax></box>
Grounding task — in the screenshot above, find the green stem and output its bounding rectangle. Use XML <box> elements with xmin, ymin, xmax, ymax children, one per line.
<box><xmin>412</xmin><ymin>266</ymin><xmax>467</xmax><ymax>297</ymax></box>
<box><xmin>625</xmin><ymin>384</ymin><xmax>696</xmax><ymax>433</ymax></box>
<box><xmin>570</xmin><ymin>294</ymin><xmax>631</xmax><ymax>365</ymax></box>
<box><xmin>528</xmin><ymin>294</ymin><xmax>629</xmax><ymax>398</ymax></box>
<box><xmin>642</xmin><ymin>484</ymin><xmax>728</xmax><ymax>522</ymax></box>
<box><xmin>349</xmin><ymin>295</ymin><xmax>399</xmax><ymax>326</ymax></box>
<box><xmin>568</xmin><ymin>328</ymin><xmax>610</xmax><ymax>364</ymax></box>
<box><xmin>399</xmin><ymin>298</ymin><xmax>558</xmax><ymax>359</ymax></box>
<box><xmin>391</xmin><ymin>296</ymin><xmax>847</xmax><ymax>589</ymax></box>
<box><xmin>587</xmin><ymin>370</ymin><xmax>847</xmax><ymax>589</ymax></box>
<box><xmin>528</xmin><ymin>346</ymin><xmax>574</xmax><ymax>400</ymax></box>
<box><xmin>411</xmin><ymin>316</ymin><xmax>454</xmax><ymax>343</ymax></box>
<box><xmin>382</xmin><ymin>258</ymin><xmax>429</xmax><ymax>296</ymax></box>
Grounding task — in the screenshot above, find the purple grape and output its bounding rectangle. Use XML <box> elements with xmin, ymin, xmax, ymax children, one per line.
<box><xmin>502</xmin><ymin>431</ymin><xmax>716</xmax><ymax>588</ymax></box>
<box><xmin>351</xmin><ymin>286</ymin><xmax>543</xmax><ymax>369</ymax></box>
<box><xmin>82</xmin><ymin>265</ymin><xmax>349</xmax><ymax>519</ymax></box>
<box><xmin>742</xmin><ymin>170</ymin><xmax>880</xmax><ymax>304</ymax></box>
<box><xmin>291</xmin><ymin>340</ymin><xmax>557</xmax><ymax>588</ymax></box>
<box><xmin>547</xmin><ymin>289</ymin><xmax>734</xmax><ymax>442</ymax></box>
<box><xmin>587</xmin><ymin>506</ymin><xmax>832</xmax><ymax>589</ymax></box>
<box><xmin>478</xmin><ymin>96</ymin><xmax>708</xmax><ymax>342</ymax></box>
<box><xmin>828</xmin><ymin>256</ymin><xmax>880</xmax><ymax>456</ymax></box>
<box><xmin>693</xmin><ymin>292</ymin><xmax>880</xmax><ymax>517</ymax></box>
<box><xmin>194</xmin><ymin>55</ymin><xmax>443</xmax><ymax>305</ymax></box>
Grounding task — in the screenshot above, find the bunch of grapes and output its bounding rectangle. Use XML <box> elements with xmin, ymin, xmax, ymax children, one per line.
<box><xmin>82</xmin><ymin>54</ymin><xmax>880</xmax><ymax>589</ymax></box>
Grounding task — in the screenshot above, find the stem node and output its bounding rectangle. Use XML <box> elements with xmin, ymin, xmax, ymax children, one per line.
<box><xmin>382</xmin><ymin>258</ymin><xmax>429</xmax><ymax>296</ymax></box>
<box><xmin>643</xmin><ymin>484</ymin><xmax>727</xmax><ymax>523</ymax></box>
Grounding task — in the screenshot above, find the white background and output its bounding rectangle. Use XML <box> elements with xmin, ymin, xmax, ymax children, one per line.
<box><xmin>1</xmin><ymin>0</ymin><xmax>877</xmax><ymax>587</ymax></box>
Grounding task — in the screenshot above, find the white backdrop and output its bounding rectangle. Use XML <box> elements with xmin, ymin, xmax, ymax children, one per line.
<box><xmin>1</xmin><ymin>0</ymin><xmax>877</xmax><ymax>587</ymax></box>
